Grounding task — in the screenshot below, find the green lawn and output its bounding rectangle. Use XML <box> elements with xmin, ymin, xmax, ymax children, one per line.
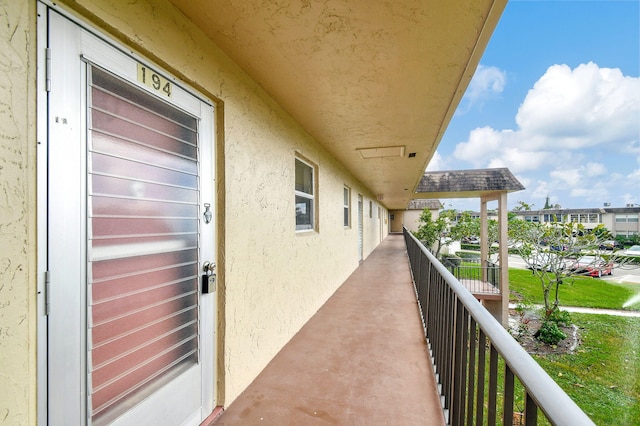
<box><xmin>533</xmin><ymin>314</ymin><xmax>640</xmax><ymax>425</ymax></box>
<box><xmin>508</xmin><ymin>268</ymin><xmax>640</xmax><ymax>425</ymax></box>
<box><xmin>509</xmin><ymin>268</ymin><xmax>638</xmax><ymax>310</ymax></box>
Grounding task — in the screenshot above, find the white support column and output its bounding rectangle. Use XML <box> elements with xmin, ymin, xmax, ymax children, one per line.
<box><xmin>480</xmin><ymin>192</ymin><xmax>509</xmax><ymax>328</ymax></box>
<box><xmin>498</xmin><ymin>192</ymin><xmax>509</xmax><ymax>328</ymax></box>
<box><xmin>480</xmin><ymin>199</ymin><xmax>488</xmax><ymax>278</ymax></box>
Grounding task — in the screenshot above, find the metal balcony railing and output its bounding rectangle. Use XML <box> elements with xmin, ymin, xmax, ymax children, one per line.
<box><xmin>404</xmin><ymin>228</ymin><xmax>594</xmax><ymax>426</ymax></box>
<box><xmin>443</xmin><ymin>257</ymin><xmax>501</xmax><ymax>296</ymax></box>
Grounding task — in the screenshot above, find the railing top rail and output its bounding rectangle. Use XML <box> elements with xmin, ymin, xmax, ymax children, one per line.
<box><xmin>404</xmin><ymin>228</ymin><xmax>595</xmax><ymax>425</ymax></box>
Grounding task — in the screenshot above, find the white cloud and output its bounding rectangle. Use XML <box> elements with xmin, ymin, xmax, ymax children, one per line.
<box><xmin>447</xmin><ymin>63</ymin><xmax>639</xmax><ymax>208</ymax></box>
<box><xmin>457</xmin><ymin>65</ymin><xmax>507</xmax><ymax>113</ymax></box>
<box><xmin>531</xmin><ymin>180</ymin><xmax>550</xmax><ymax>199</ymax></box>
<box><xmin>549</xmin><ymin>163</ymin><xmax>607</xmax><ymax>187</ymax></box>
<box><xmin>550</xmin><ymin>168</ymin><xmax>581</xmax><ymax>187</ymax></box>
<box><xmin>453</xmin><ymin>126</ymin><xmax>550</xmax><ymax>173</ymax></box>
<box><xmin>426</xmin><ymin>151</ymin><xmax>445</xmax><ymax>171</ymax></box>
<box><xmin>467</xmin><ymin>65</ymin><xmax>506</xmax><ymax>101</ymax></box>
<box><xmin>515</xmin><ymin>62</ymin><xmax>640</xmax><ymax>149</ymax></box>
<box><xmin>622</xmin><ymin>194</ymin><xmax>638</xmax><ymax>206</ymax></box>
<box><xmin>569</xmin><ymin>181</ymin><xmax>609</xmax><ymax>202</ymax></box>
<box><xmin>453</xmin><ymin>126</ymin><xmax>505</xmax><ymax>166</ymax></box>
<box><xmin>585</xmin><ymin>162</ymin><xmax>607</xmax><ymax>177</ymax></box>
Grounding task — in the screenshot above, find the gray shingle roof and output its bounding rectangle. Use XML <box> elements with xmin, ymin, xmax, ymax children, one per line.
<box><xmin>415</xmin><ymin>168</ymin><xmax>524</xmax><ymax>198</ymax></box>
<box><xmin>407</xmin><ymin>199</ymin><xmax>442</xmax><ymax>210</ymax></box>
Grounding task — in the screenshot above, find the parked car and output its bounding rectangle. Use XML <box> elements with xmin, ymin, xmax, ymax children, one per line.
<box><xmin>462</xmin><ymin>236</ymin><xmax>480</xmax><ymax>244</ymax></box>
<box><xmin>569</xmin><ymin>255</ymin><xmax>613</xmax><ymax>278</ymax></box>
<box><xmin>599</xmin><ymin>240</ymin><xmax>623</xmax><ymax>251</ymax></box>
<box><xmin>624</xmin><ymin>245</ymin><xmax>640</xmax><ymax>256</ymax></box>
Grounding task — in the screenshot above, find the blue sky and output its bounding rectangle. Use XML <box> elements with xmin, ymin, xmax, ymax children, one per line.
<box><xmin>427</xmin><ymin>0</ymin><xmax>639</xmax><ymax>212</ymax></box>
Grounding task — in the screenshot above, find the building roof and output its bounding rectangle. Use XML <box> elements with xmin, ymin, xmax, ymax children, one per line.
<box><xmin>407</xmin><ymin>199</ymin><xmax>442</xmax><ymax>211</ymax></box>
<box><xmin>414</xmin><ymin>168</ymin><xmax>525</xmax><ymax>199</ymax></box>
<box><xmin>167</xmin><ymin>0</ymin><xmax>508</xmax><ymax>210</ymax></box>
<box><xmin>513</xmin><ymin>206</ymin><xmax>640</xmax><ymax>215</ymax></box>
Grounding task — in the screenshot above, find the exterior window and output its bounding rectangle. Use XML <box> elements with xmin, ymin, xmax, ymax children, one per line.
<box><xmin>369</xmin><ymin>201</ymin><xmax>373</xmax><ymax>218</ymax></box>
<box><xmin>295</xmin><ymin>157</ymin><xmax>316</xmax><ymax>231</ymax></box>
<box><xmin>588</xmin><ymin>213</ymin><xmax>599</xmax><ymax>223</ymax></box>
<box><xmin>343</xmin><ymin>186</ymin><xmax>351</xmax><ymax>227</ymax></box>
<box><xmin>618</xmin><ymin>214</ymin><xmax>639</xmax><ymax>223</ymax></box>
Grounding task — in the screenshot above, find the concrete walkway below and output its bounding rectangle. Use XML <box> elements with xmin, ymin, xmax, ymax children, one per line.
<box><xmin>508</xmin><ymin>303</ymin><xmax>640</xmax><ymax>318</ymax></box>
<box><xmin>212</xmin><ymin>234</ymin><xmax>445</xmax><ymax>425</ymax></box>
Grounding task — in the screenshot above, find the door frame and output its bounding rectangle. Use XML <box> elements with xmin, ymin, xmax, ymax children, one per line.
<box><xmin>36</xmin><ymin>2</ymin><xmax>218</xmax><ymax>423</ymax></box>
<box><xmin>358</xmin><ymin>194</ymin><xmax>364</xmax><ymax>261</ymax></box>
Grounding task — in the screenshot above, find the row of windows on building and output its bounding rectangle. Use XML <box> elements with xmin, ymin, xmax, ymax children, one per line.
<box><xmin>523</xmin><ymin>213</ymin><xmax>639</xmax><ymax>224</ymax></box>
<box><xmin>295</xmin><ymin>156</ymin><xmax>379</xmax><ymax>232</ymax></box>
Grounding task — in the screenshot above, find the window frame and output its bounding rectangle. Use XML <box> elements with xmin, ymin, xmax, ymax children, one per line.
<box><xmin>295</xmin><ymin>156</ymin><xmax>317</xmax><ymax>232</ymax></box>
<box><xmin>343</xmin><ymin>185</ymin><xmax>351</xmax><ymax>228</ymax></box>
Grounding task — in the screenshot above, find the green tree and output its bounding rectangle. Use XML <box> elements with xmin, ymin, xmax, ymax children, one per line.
<box><xmin>513</xmin><ymin>201</ymin><xmax>534</xmax><ymax>211</ymax></box>
<box><xmin>448</xmin><ymin>211</ymin><xmax>475</xmax><ymax>243</ymax></box>
<box><xmin>450</xmin><ymin>212</ymin><xmax>500</xmax><ymax>257</ymax></box>
<box><xmin>508</xmin><ymin>220</ymin><xmax>630</xmax><ymax>320</ymax></box>
<box><xmin>413</xmin><ymin>209</ymin><xmax>447</xmax><ymax>256</ymax></box>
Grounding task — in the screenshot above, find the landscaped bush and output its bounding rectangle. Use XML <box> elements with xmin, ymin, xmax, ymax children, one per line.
<box><xmin>548</xmin><ymin>309</ymin><xmax>572</xmax><ymax>327</ymax></box>
<box><xmin>536</xmin><ymin>320</ymin><xmax>567</xmax><ymax>345</ymax></box>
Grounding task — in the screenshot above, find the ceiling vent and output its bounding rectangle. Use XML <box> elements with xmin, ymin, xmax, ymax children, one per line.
<box><xmin>356</xmin><ymin>146</ymin><xmax>405</xmax><ymax>159</ymax></box>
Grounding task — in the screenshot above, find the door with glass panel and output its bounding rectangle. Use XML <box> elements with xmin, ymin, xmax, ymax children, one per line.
<box><xmin>45</xmin><ymin>8</ymin><xmax>215</xmax><ymax>425</ymax></box>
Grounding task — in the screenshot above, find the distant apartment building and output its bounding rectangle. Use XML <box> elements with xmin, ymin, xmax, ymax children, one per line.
<box><xmin>512</xmin><ymin>206</ymin><xmax>640</xmax><ymax>237</ymax></box>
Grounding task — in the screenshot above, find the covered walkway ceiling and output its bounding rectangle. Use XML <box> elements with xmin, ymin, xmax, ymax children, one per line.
<box><xmin>169</xmin><ymin>0</ymin><xmax>507</xmax><ymax>210</ymax></box>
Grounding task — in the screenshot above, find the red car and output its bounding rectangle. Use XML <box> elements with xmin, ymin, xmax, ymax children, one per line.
<box><xmin>569</xmin><ymin>255</ymin><xmax>613</xmax><ymax>278</ymax></box>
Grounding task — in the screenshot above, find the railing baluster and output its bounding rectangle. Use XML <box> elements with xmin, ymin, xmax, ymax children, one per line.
<box><xmin>452</xmin><ymin>299</ymin><xmax>464</xmax><ymax>425</ymax></box>
<box><xmin>466</xmin><ymin>319</ymin><xmax>477</xmax><ymax>426</ymax></box>
<box><xmin>487</xmin><ymin>344</ymin><xmax>498</xmax><ymax>426</ymax></box>
<box><xmin>504</xmin><ymin>365</ymin><xmax>515</xmax><ymax>426</ymax></box>
<box><xmin>442</xmin><ymin>284</ymin><xmax>452</xmax><ymax>414</ymax></box>
<box><xmin>525</xmin><ymin>392</ymin><xmax>538</xmax><ymax>426</ymax></box>
<box><xmin>476</xmin><ymin>331</ymin><xmax>486</xmax><ymax>426</ymax></box>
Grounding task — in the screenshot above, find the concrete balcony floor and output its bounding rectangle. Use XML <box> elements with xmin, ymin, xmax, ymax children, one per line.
<box><xmin>212</xmin><ymin>234</ymin><xmax>445</xmax><ymax>425</ymax></box>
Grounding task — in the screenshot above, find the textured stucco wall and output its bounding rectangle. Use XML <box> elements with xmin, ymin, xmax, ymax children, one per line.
<box><xmin>403</xmin><ymin>208</ymin><xmax>441</xmax><ymax>234</ymax></box>
<box><xmin>0</xmin><ymin>0</ymin><xmax>36</xmax><ymax>424</ymax></box>
<box><xmin>1</xmin><ymin>0</ymin><xmax>389</xmax><ymax>415</ymax></box>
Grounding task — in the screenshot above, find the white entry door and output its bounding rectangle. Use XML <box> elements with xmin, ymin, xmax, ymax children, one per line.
<box><xmin>43</xmin><ymin>7</ymin><xmax>216</xmax><ymax>425</ymax></box>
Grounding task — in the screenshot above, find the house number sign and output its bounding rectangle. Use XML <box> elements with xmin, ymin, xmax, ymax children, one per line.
<box><xmin>137</xmin><ymin>63</ymin><xmax>172</xmax><ymax>98</ymax></box>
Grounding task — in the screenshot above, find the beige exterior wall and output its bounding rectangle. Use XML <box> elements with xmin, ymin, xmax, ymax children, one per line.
<box><xmin>403</xmin><ymin>208</ymin><xmax>441</xmax><ymax>234</ymax></box>
<box><xmin>1</xmin><ymin>0</ymin><xmax>390</xmax><ymax>421</ymax></box>
<box><xmin>390</xmin><ymin>208</ymin><xmax>440</xmax><ymax>234</ymax></box>
<box><xmin>389</xmin><ymin>211</ymin><xmax>404</xmax><ymax>233</ymax></box>
<box><xmin>403</xmin><ymin>210</ymin><xmax>422</xmax><ymax>233</ymax></box>
<box><xmin>0</xmin><ymin>1</ymin><xmax>37</xmax><ymax>424</ymax></box>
